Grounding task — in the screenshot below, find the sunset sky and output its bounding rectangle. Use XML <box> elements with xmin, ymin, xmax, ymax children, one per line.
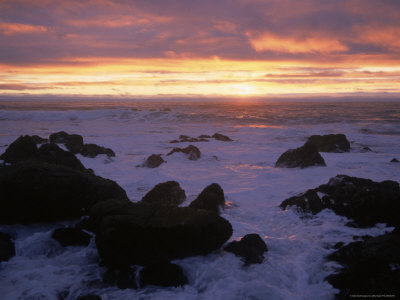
<box><xmin>1</xmin><ymin>0</ymin><xmax>400</xmax><ymax>97</ymax></box>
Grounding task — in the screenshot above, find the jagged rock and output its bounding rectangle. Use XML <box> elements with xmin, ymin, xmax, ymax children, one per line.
<box><xmin>167</xmin><ymin>145</ymin><xmax>201</xmax><ymax>160</ymax></box>
<box><xmin>103</xmin><ymin>267</ymin><xmax>137</xmax><ymax>289</ymax></box>
<box><xmin>304</xmin><ymin>134</ymin><xmax>350</xmax><ymax>152</ymax></box>
<box><xmin>189</xmin><ymin>183</ymin><xmax>225</xmax><ymax>214</ymax></box>
<box><xmin>76</xmin><ymin>295</ymin><xmax>102</xmax><ymax>300</ymax></box>
<box><xmin>92</xmin><ymin>200</ymin><xmax>233</xmax><ymax>267</ymax></box>
<box><xmin>80</xmin><ymin>144</ymin><xmax>115</xmax><ymax>158</ymax></box>
<box><xmin>141</xmin><ymin>181</ymin><xmax>186</xmax><ymax>206</ymax></box>
<box><xmin>224</xmin><ymin>233</ymin><xmax>268</xmax><ymax>265</ymax></box>
<box><xmin>391</xmin><ymin>158</ymin><xmax>399</xmax><ymax>163</ymax></box>
<box><xmin>280</xmin><ymin>175</ymin><xmax>400</xmax><ymax>227</ymax></box>
<box><xmin>49</xmin><ymin>131</ymin><xmax>84</xmax><ymax>154</ymax></box>
<box><xmin>0</xmin><ymin>232</ymin><xmax>15</xmax><ymax>261</ymax></box>
<box><xmin>0</xmin><ymin>135</ymin><xmax>37</xmax><ymax>163</ymax></box>
<box><xmin>31</xmin><ymin>135</ymin><xmax>48</xmax><ymax>144</ymax></box>
<box><xmin>0</xmin><ymin>161</ymin><xmax>128</xmax><ymax>224</ymax></box>
<box><xmin>212</xmin><ymin>133</ymin><xmax>232</xmax><ymax>141</ymax></box>
<box><xmin>52</xmin><ymin>228</ymin><xmax>91</xmax><ymax>247</ymax></box>
<box><xmin>275</xmin><ymin>143</ymin><xmax>326</xmax><ymax>168</ymax></box>
<box><xmin>143</xmin><ymin>154</ymin><xmax>165</xmax><ymax>168</ymax></box>
<box><xmin>140</xmin><ymin>261</ymin><xmax>188</xmax><ymax>287</ymax></box>
<box><xmin>35</xmin><ymin>143</ymin><xmax>86</xmax><ymax>171</ymax></box>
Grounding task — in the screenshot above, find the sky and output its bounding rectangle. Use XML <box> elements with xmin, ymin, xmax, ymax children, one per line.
<box><xmin>1</xmin><ymin>0</ymin><xmax>400</xmax><ymax>98</ymax></box>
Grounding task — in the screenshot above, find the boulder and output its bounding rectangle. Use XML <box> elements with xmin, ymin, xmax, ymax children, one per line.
<box><xmin>224</xmin><ymin>233</ymin><xmax>268</xmax><ymax>265</ymax></box>
<box><xmin>49</xmin><ymin>131</ymin><xmax>84</xmax><ymax>154</ymax></box>
<box><xmin>280</xmin><ymin>175</ymin><xmax>400</xmax><ymax>227</ymax></box>
<box><xmin>304</xmin><ymin>134</ymin><xmax>350</xmax><ymax>152</ymax></box>
<box><xmin>140</xmin><ymin>261</ymin><xmax>188</xmax><ymax>287</ymax></box>
<box><xmin>76</xmin><ymin>295</ymin><xmax>102</xmax><ymax>300</ymax></box>
<box><xmin>167</xmin><ymin>145</ymin><xmax>201</xmax><ymax>160</ymax></box>
<box><xmin>80</xmin><ymin>144</ymin><xmax>115</xmax><ymax>158</ymax></box>
<box><xmin>189</xmin><ymin>183</ymin><xmax>225</xmax><ymax>214</ymax></box>
<box><xmin>0</xmin><ymin>232</ymin><xmax>15</xmax><ymax>261</ymax></box>
<box><xmin>275</xmin><ymin>143</ymin><xmax>326</xmax><ymax>168</ymax></box>
<box><xmin>103</xmin><ymin>267</ymin><xmax>137</xmax><ymax>289</ymax></box>
<box><xmin>92</xmin><ymin>200</ymin><xmax>233</xmax><ymax>267</ymax></box>
<box><xmin>212</xmin><ymin>133</ymin><xmax>232</xmax><ymax>141</ymax></box>
<box><xmin>35</xmin><ymin>143</ymin><xmax>86</xmax><ymax>171</ymax></box>
<box><xmin>141</xmin><ymin>181</ymin><xmax>186</xmax><ymax>207</ymax></box>
<box><xmin>391</xmin><ymin>158</ymin><xmax>399</xmax><ymax>163</ymax></box>
<box><xmin>0</xmin><ymin>135</ymin><xmax>37</xmax><ymax>163</ymax></box>
<box><xmin>31</xmin><ymin>135</ymin><xmax>48</xmax><ymax>144</ymax></box>
<box><xmin>142</xmin><ymin>154</ymin><xmax>165</xmax><ymax>168</ymax></box>
<box><xmin>0</xmin><ymin>161</ymin><xmax>128</xmax><ymax>224</ymax></box>
<box><xmin>52</xmin><ymin>228</ymin><xmax>91</xmax><ymax>247</ymax></box>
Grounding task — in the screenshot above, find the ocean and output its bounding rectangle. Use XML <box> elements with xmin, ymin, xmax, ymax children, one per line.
<box><xmin>0</xmin><ymin>99</ymin><xmax>399</xmax><ymax>299</ymax></box>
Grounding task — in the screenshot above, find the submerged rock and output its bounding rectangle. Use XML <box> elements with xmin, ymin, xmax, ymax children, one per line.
<box><xmin>212</xmin><ymin>133</ymin><xmax>233</xmax><ymax>141</ymax></box>
<box><xmin>52</xmin><ymin>228</ymin><xmax>91</xmax><ymax>247</ymax></box>
<box><xmin>0</xmin><ymin>161</ymin><xmax>128</xmax><ymax>224</ymax></box>
<box><xmin>142</xmin><ymin>154</ymin><xmax>165</xmax><ymax>168</ymax></box>
<box><xmin>224</xmin><ymin>233</ymin><xmax>268</xmax><ymax>265</ymax></box>
<box><xmin>304</xmin><ymin>134</ymin><xmax>350</xmax><ymax>152</ymax></box>
<box><xmin>189</xmin><ymin>183</ymin><xmax>225</xmax><ymax>214</ymax></box>
<box><xmin>141</xmin><ymin>181</ymin><xmax>186</xmax><ymax>206</ymax></box>
<box><xmin>391</xmin><ymin>158</ymin><xmax>399</xmax><ymax>163</ymax></box>
<box><xmin>169</xmin><ymin>135</ymin><xmax>209</xmax><ymax>143</ymax></box>
<box><xmin>275</xmin><ymin>143</ymin><xmax>326</xmax><ymax>168</ymax></box>
<box><xmin>50</xmin><ymin>131</ymin><xmax>84</xmax><ymax>154</ymax></box>
<box><xmin>0</xmin><ymin>135</ymin><xmax>37</xmax><ymax>163</ymax></box>
<box><xmin>167</xmin><ymin>145</ymin><xmax>201</xmax><ymax>160</ymax></box>
<box><xmin>280</xmin><ymin>175</ymin><xmax>400</xmax><ymax>227</ymax></box>
<box><xmin>80</xmin><ymin>143</ymin><xmax>115</xmax><ymax>158</ymax></box>
<box><xmin>140</xmin><ymin>261</ymin><xmax>188</xmax><ymax>287</ymax></box>
<box><xmin>0</xmin><ymin>232</ymin><xmax>15</xmax><ymax>261</ymax></box>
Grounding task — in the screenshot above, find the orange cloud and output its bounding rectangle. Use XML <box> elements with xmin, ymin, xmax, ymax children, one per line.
<box><xmin>248</xmin><ymin>32</ymin><xmax>348</xmax><ymax>54</ymax></box>
<box><xmin>0</xmin><ymin>22</ymin><xmax>48</xmax><ymax>36</ymax></box>
<box><xmin>358</xmin><ymin>26</ymin><xmax>400</xmax><ymax>50</ymax></box>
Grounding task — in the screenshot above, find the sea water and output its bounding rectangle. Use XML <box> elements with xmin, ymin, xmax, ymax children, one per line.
<box><xmin>0</xmin><ymin>99</ymin><xmax>399</xmax><ymax>300</ymax></box>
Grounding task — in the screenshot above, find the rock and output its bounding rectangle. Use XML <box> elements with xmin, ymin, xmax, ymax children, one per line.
<box><xmin>0</xmin><ymin>161</ymin><xmax>128</xmax><ymax>224</ymax></box>
<box><xmin>304</xmin><ymin>134</ymin><xmax>350</xmax><ymax>152</ymax></box>
<box><xmin>0</xmin><ymin>232</ymin><xmax>15</xmax><ymax>261</ymax></box>
<box><xmin>169</xmin><ymin>135</ymin><xmax>209</xmax><ymax>143</ymax></box>
<box><xmin>52</xmin><ymin>228</ymin><xmax>91</xmax><ymax>247</ymax></box>
<box><xmin>275</xmin><ymin>143</ymin><xmax>326</xmax><ymax>168</ymax></box>
<box><xmin>143</xmin><ymin>154</ymin><xmax>165</xmax><ymax>168</ymax></box>
<box><xmin>224</xmin><ymin>233</ymin><xmax>268</xmax><ymax>265</ymax></box>
<box><xmin>31</xmin><ymin>135</ymin><xmax>48</xmax><ymax>144</ymax></box>
<box><xmin>141</xmin><ymin>181</ymin><xmax>186</xmax><ymax>206</ymax></box>
<box><xmin>76</xmin><ymin>295</ymin><xmax>102</xmax><ymax>300</ymax></box>
<box><xmin>198</xmin><ymin>135</ymin><xmax>211</xmax><ymax>139</ymax></box>
<box><xmin>35</xmin><ymin>143</ymin><xmax>86</xmax><ymax>171</ymax></box>
<box><xmin>0</xmin><ymin>135</ymin><xmax>38</xmax><ymax>163</ymax></box>
<box><xmin>92</xmin><ymin>200</ymin><xmax>233</xmax><ymax>267</ymax></box>
<box><xmin>167</xmin><ymin>145</ymin><xmax>201</xmax><ymax>160</ymax></box>
<box><xmin>103</xmin><ymin>267</ymin><xmax>137</xmax><ymax>289</ymax></box>
<box><xmin>361</xmin><ymin>146</ymin><xmax>372</xmax><ymax>152</ymax></box>
<box><xmin>326</xmin><ymin>233</ymin><xmax>400</xmax><ymax>299</ymax></box>
<box><xmin>280</xmin><ymin>175</ymin><xmax>400</xmax><ymax>227</ymax></box>
<box><xmin>80</xmin><ymin>144</ymin><xmax>115</xmax><ymax>158</ymax></box>
<box><xmin>391</xmin><ymin>158</ymin><xmax>399</xmax><ymax>163</ymax></box>
<box><xmin>189</xmin><ymin>183</ymin><xmax>225</xmax><ymax>214</ymax></box>
<box><xmin>140</xmin><ymin>261</ymin><xmax>188</xmax><ymax>287</ymax></box>
<box><xmin>49</xmin><ymin>131</ymin><xmax>84</xmax><ymax>154</ymax></box>
<box><xmin>212</xmin><ymin>133</ymin><xmax>232</xmax><ymax>141</ymax></box>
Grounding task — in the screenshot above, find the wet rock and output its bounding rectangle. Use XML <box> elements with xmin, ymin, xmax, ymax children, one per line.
<box><xmin>31</xmin><ymin>135</ymin><xmax>48</xmax><ymax>144</ymax></box>
<box><xmin>189</xmin><ymin>183</ymin><xmax>225</xmax><ymax>214</ymax></box>
<box><xmin>80</xmin><ymin>144</ymin><xmax>115</xmax><ymax>158</ymax></box>
<box><xmin>103</xmin><ymin>267</ymin><xmax>137</xmax><ymax>289</ymax></box>
<box><xmin>167</xmin><ymin>145</ymin><xmax>201</xmax><ymax>160</ymax></box>
<box><xmin>198</xmin><ymin>134</ymin><xmax>211</xmax><ymax>139</ymax></box>
<box><xmin>92</xmin><ymin>200</ymin><xmax>233</xmax><ymax>267</ymax></box>
<box><xmin>280</xmin><ymin>175</ymin><xmax>400</xmax><ymax>227</ymax></box>
<box><xmin>361</xmin><ymin>146</ymin><xmax>373</xmax><ymax>152</ymax></box>
<box><xmin>50</xmin><ymin>131</ymin><xmax>84</xmax><ymax>154</ymax></box>
<box><xmin>141</xmin><ymin>181</ymin><xmax>186</xmax><ymax>206</ymax></box>
<box><xmin>140</xmin><ymin>261</ymin><xmax>188</xmax><ymax>287</ymax></box>
<box><xmin>142</xmin><ymin>154</ymin><xmax>165</xmax><ymax>168</ymax></box>
<box><xmin>35</xmin><ymin>143</ymin><xmax>86</xmax><ymax>171</ymax></box>
<box><xmin>304</xmin><ymin>134</ymin><xmax>350</xmax><ymax>152</ymax></box>
<box><xmin>169</xmin><ymin>135</ymin><xmax>209</xmax><ymax>143</ymax></box>
<box><xmin>275</xmin><ymin>143</ymin><xmax>326</xmax><ymax>168</ymax></box>
<box><xmin>0</xmin><ymin>135</ymin><xmax>37</xmax><ymax>163</ymax></box>
<box><xmin>76</xmin><ymin>294</ymin><xmax>102</xmax><ymax>300</ymax></box>
<box><xmin>212</xmin><ymin>133</ymin><xmax>232</xmax><ymax>141</ymax></box>
<box><xmin>0</xmin><ymin>232</ymin><xmax>15</xmax><ymax>261</ymax></box>
<box><xmin>391</xmin><ymin>158</ymin><xmax>399</xmax><ymax>163</ymax></box>
<box><xmin>224</xmin><ymin>233</ymin><xmax>268</xmax><ymax>265</ymax></box>
<box><xmin>52</xmin><ymin>228</ymin><xmax>91</xmax><ymax>247</ymax></box>
<box><xmin>0</xmin><ymin>161</ymin><xmax>128</xmax><ymax>224</ymax></box>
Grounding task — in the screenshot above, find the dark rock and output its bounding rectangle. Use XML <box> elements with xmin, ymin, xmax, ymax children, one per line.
<box><xmin>76</xmin><ymin>294</ymin><xmax>102</xmax><ymax>300</ymax></box>
<box><xmin>80</xmin><ymin>144</ymin><xmax>115</xmax><ymax>158</ymax></box>
<box><xmin>361</xmin><ymin>146</ymin><xmax>373</xmax><ymax>152</ymax></box>
<box><xmin>103</xmin><ymin>267</ymin><xmax>137</xmax><ymax>289</ymax></box>
<box><xmin>141</xmin><ymin>181</ymin><xmax>186</xmax><ymax>206</ymax></box>
<box><xmin>35</xmin><ymin>143</ymin><xmax>86</xmax><ymax>171</ymax></box>
<box><xmin>224</xmin><ymin>233</ymin><xmax>268</xmax><ymax>265</ymax></box>
<box><xmin>0</xmin><ymin>135</ymin><xmax>37</xmax><ymax>163</ymax></box>
<box><xmin>0</xmin><ymin>161</ymin><xmax>128</xmax><ymax>224</ymax></box>
<box><xmin>92</xmin><ymin>200</ymin><xmax>233</xmax><ymax>267</ymax></box>
<box><xmin>179</xmin><ymin>135</ymin><xmax>190</xmax><ymax>140</ymax></box>
<box><xmin>189</xmin><ymin>183</ymin><xmax>225</xmax><ymax>214</ymax></box>
<box><xmin>49</xmin><ymin>131</ymin><xmax>84</xmax><ymax>154</ymax></box>
<box><xmin>198</xmin><ymin>135</ymin><xmax>211</xmax><ymax>139</ymax></box>
<box><xmin>280</xmin><ymin>175</ymin><xmax>400</xmax><ymax>227</ymax></box>
<box><xmin>391</xmin><ymin>158</ymin><xmax>399</xmax><ymax>163</ymax></box>
<box><xmin>140</xmin><ymin>261</ymin><xmax>188</xmax><ymax>287</ymax></box>
<box><xmin>275</xmin><ymin>143</ymin><xmax>326</xmax><ymax>168</ymax></box>
<box><xmin>167</xmin><ymin>145</ymin><xmax>201</xmax><ymax>160</ymax></box>
<box><xmin>31</xmin><ymin>135</ymin><xmax>48</xmax><ymax>144</ymax></box>
<box><xmin>169</xmin><ymin>140</ymin><xmax>179</xmax><ymax>144</ymax></box>
<box><xmin>169</xmin><ymin>135</ymin><xmax>209</xmax><ymax>143</ymax></box>
<box><xmin>304</xmin><ymin>134</ymin><xmax>350</xmax><ymax>152</ymax></box>
<box><xmin>52</xmin><ymin>228</ymin><xmax>91</xmax><ymax>247</ymax></box>
<box><xmin>212</xmin><ymin>133</ymin><xmax>232</xmax><ymax>141</ymax></box>
<box><xmin>143</xmin><ymin>154</ymin><xmax>165</xmax><ymax>168</ymax></box>
<box><xmin>0</xmin><ymin>232</ymin><xmax>15</xmax><ymax>261</ymax></box>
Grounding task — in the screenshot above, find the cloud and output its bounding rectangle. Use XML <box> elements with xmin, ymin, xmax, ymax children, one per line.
<box><xmin>0</xmin><ymin>22</ymin><xmax>48</xmax><ymax>36</ymax></box>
